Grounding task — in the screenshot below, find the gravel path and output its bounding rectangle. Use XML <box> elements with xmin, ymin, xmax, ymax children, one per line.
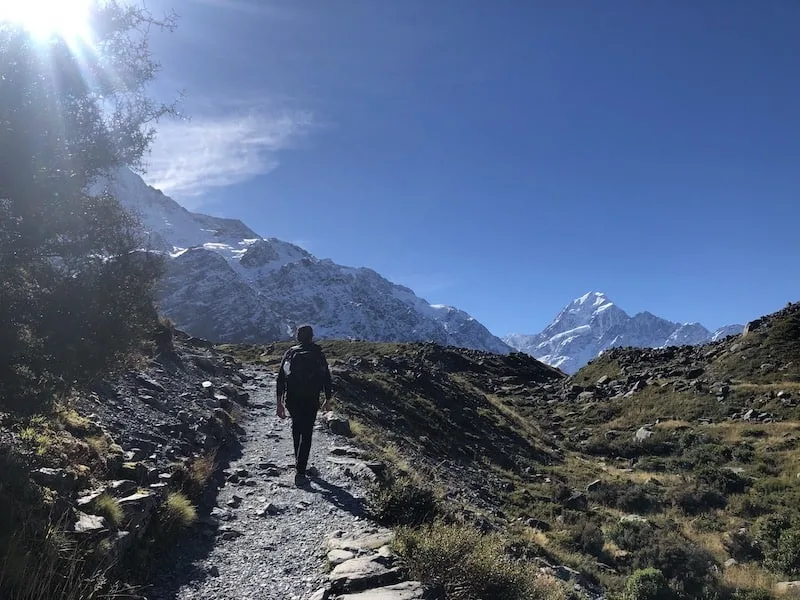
<box><xmin>146</xmin><ymin>364</ymin><xmax>369</xmax><ymax>600</ymax></box>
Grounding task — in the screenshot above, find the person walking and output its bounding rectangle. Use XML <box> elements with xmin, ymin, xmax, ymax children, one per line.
<box><xmin>276</xmin><ymin>325</ymin><xmax>333</xmax><ymax>486</ymax></box>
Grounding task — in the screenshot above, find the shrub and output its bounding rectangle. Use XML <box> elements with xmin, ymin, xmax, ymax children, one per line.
<box><xmin>670</xmin><ymin>485</ymin><xmax>726</xmax><ymax>514</ymax></box>
<box><xmin>395</xmin><ymin>522</ymin><xmax>553</xmax><ymax>600</ymax></box>
<box><xmin>624</xmin><ymin>568</ymin><xmax>673</xmax><ymax>600</ymax></box>
<box><xmin>608</xmin><ymin>520</ymin><xmax>655</xmax><ymax>552</ymax></box>
<box><xmin>731</xmin><ymin>443</ymin><xmax>755</xmax><ymax>464</ymax></box>
<box><xmin>565</xmin><ymin>521</ymin><xmax>605</xmax><ymax>558</ymax></box>
<box><xmin>731</xmin><ymin>590</ymin><xmax>774</xmax><ymax>600</ymax></box>
<box><xmin>765</xmin><ymin>529</ymin><xmax>800</xmax><ymax>576</ymax></box>
<box><xmin>753</xmin><ymin>514</ymin><xmax>791</xmax><ymax>552</ymax></box>
<box><xmin>368</xmin><ymin>475</ymin><xmax>438</xmax><ymax>527</ymax></box>
<box><xmin>695</xmin><ymin>467</ymin><xmax>750</xmax><ymax>494</ymax></box>
<box><xmin>609</xmin><ymin>520</ymin><xmax>716</xmax><ymax>598</ymax></box>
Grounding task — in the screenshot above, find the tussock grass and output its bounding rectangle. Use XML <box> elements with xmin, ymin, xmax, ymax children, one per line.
<box><xmin>188</xmin><ymin>451</ymin><xmax>217</xmax><ymax>491</ymax></box>
<box><xmin>89</xmin><ymin>495</ymin><xmax>123</xmax><ymax>529</ymax></box>
<box><xmin>160</xmin><ymin>492</ymin><xmax>197</xmax><ymax>532</ymax></box>
<box><xmin>395</xmin><ymin>521</ymin><xmax>564</xmax><ymax>600</ymax></box>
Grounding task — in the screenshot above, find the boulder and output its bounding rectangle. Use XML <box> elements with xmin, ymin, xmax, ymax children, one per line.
<box><xmin>329</xmin><ymin>555</ymin><xmax>403</xmax><ymax>594</ymax></box>
<box><xmin>634</xmin><ymin>427</ymin><xmax>654</xmax><ymax>442</ymax></box>
<box><xmin>31</xmin><ymin>467</ymin><xmax>77</xmax><ymax>493</ymax></box>
<box><xmin>73</xmin><ymin>511</ymin><xmax>107</xmax><ymax>534</ymax></box>
<box><xmin>333</xmin><ymin>581</ymin><xmax>427</xmax><ymax>600</ymax></box>
<box><xmin>327</xmin><ymin>529</ymin><xmax>395</xmax><ymax>553</ymax></box>
<box><xmin>327</xmin><ymin>413</ymin><xmax>353</xmax><ymax>437</ymax></box>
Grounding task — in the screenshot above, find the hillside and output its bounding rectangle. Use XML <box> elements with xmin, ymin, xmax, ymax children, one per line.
<box><xmin>247</xmin><ymin>301</ymin><xmax>800</xmax><ymax>599</ymax></box>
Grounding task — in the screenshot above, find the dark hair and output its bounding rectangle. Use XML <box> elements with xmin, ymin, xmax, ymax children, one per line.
<box><xmin>296</xmin><ymin>325</ymin><xmax>313</xmax><ymax>344</ymax></box>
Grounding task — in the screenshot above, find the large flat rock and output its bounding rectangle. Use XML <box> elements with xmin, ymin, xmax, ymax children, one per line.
<box><xmin>333</xmin><ymin>581</ymin><xmax>427</xmax><ymax>600</ymax></box>
<box><xmin>329</xmin><ymin>555</ymin><xmax>403</xmax><ymax>593</ymax></box>
<box><xmin>327</xmin><ymin>528</ymin><xmax>395</xmax><ymax>552</ymax></box>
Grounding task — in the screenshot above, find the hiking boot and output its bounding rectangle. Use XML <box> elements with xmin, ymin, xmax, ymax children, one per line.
<box><xmin>294</xmin><ymin>472</ymin><xmax>309</xmax><ymax>487</ymax></box>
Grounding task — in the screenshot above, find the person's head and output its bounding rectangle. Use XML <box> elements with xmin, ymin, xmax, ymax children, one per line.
<box><xmin>296</xmin><ymin>324</ymin><xmax>313</xmax><ymax>344</ymax></box>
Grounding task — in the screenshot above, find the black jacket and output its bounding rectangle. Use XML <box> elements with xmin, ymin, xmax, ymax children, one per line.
<box><xmin>276</xmin><ymin>342</ymin><xmax>333</xmax><ymax>401</ymax></box>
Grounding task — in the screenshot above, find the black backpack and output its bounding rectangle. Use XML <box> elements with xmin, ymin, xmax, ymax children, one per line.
<box><xmin>286</xmin><ymin>346</ymin><xmax>324</xmax><ymax>397</ymax></box>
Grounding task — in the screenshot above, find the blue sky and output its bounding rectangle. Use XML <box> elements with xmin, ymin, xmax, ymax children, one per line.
<box><xmin>143</xmin><ymin>0</ymin><xmax>800</xmax><ymax>335</ymax></box>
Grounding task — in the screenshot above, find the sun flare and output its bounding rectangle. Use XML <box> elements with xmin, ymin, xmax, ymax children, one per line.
<box><xmin>0</xmin><ymin>0</ymin><xmax>93</xmax><ymax>41</ymax></box>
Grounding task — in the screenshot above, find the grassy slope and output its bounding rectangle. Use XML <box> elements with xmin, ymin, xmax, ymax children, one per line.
<box><xmin>232</xmin><ymin>303</ymin><xmax>800</xmax><ymax>598</ymax></box>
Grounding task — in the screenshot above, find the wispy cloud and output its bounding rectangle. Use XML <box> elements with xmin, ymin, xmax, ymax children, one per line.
<box><xmin>144</xmin><ymin>108</ymin><xmax>313</xmax><ymax>202</ymax></box>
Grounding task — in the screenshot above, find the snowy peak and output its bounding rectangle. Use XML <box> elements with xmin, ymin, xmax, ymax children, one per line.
<box><xmin>108</xmin><ymin>169</ymin><xmax>510</xmax><ymax>354</ymax></box>
<box><xmin>504</xmin><ymin>292</ymin><xmax>744</xmax><ymax>374</ymax></box>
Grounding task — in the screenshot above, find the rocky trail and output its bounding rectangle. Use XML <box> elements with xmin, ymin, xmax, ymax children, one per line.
<box><xmin>146</xmin><ymin>363</ymin><xmax>424</xmax><ymax>600</ymax></box>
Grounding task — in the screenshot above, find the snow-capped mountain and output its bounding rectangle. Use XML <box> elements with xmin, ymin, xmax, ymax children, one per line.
<box><xmin>106</xmin><ymin>169</ymin><xmax>511</xmax><ymax>353</ymax></box>
<box><xmin>504</xmin><ymin>292</ymin><xmax>743</xmax><ymax>374</ymax></box>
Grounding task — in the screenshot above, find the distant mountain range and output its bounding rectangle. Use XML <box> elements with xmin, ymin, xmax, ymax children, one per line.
<box><xmin>504</xmin><ymin>292</ymin><xmax>743</xmax><ymax>374</ymax></box>
<box><xmin>107</xmin><ymin>169</ymin><xmax>511</xmax><ymax>354</ymax></box>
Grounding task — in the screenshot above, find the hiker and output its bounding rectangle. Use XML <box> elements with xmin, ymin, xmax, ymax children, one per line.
<box><xmin>276</xmin><ymin>325</ymin><xmax>333</xmax><ymax>485</ymax></box>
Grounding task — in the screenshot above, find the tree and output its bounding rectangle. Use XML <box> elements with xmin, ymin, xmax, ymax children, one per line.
<box><xmin>0</xmin><ymin>2</ymin><xmax>174</xmax><ymax>411</ymax></box>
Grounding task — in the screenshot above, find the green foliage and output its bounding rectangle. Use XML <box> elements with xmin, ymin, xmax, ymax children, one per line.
<box><xmin>88</xmin><ymin>495</ymin><xmax>123</xmax><ymax>529</ymax></box>
<box><xmin>0</xmin><ymin>1</ymin><xmax>174</xmax><ymax>413</ymax></box>
<box><xmin>730</xmin><ymin>590</ymin><xmax>774</xmax><ymax>600</ymax></box>
<box><xmin>368</xmin><ymin>475</ymin><xmax>439</xmax><ymax>527</ymax></box>
<box><xmin>694</xmin><ymin>468</ymin><xmax>750</xmax><ymax>495</ymax></box>
<box><xmin>764</xmin><ymin>529</ymin><xmax>800</xmax><ymax>576</ymax></box>
<box><xmin>608</xmin><ymin>520</ymin><xmax>716</xmax><ymax>598</ymax></box>
<box><xmin>670</xmin><ymin>485</ymin><xmax>727</xmax><ymax>514</ymax></box>
<box><xmin>160</xmin><ymin>492</ymin><xmax>197</xmax><ymax>533</ymax></box>
<box><xmin>587</xmin><ymin>481</ymin><xmax>664</xmax><ymax>514</ymax></box>
<box><xmin>564</xmin><ymin>521</ymin><xmax>605</xmax><ymax>558</ymax></box>
<box><xmin>395</xmin><ymin>522</ymin><xmax>554</xmax><ymax>600</ymax></box>
<box><xmin>623</xmin><ymin>568</ymin><xmax>673</xmax><ymax>600</ymax></box>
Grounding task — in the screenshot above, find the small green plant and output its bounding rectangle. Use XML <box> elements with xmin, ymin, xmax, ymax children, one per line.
<box><xmin>764</xmin><ymin>529</ymin><xmax>800</xmax><ymax>576</ymax></box>
<box><xmin>624</xmin><ymin>568</ymin><xmax>672</xmax><ymax>600</ymax></box>
<box><xmin>368</xmin><ymin>475</ymin><xmax>438</xmax><ymax>527</ymax></box>
<box><xmin>88</xmin><ymin>495</ymin><xmax>123</xmax><ymax>529</ymax></box>
<box><xmin>160</xmin><ymin>492</ymin><xmax>197</xmax><ymax>532</ymax></box>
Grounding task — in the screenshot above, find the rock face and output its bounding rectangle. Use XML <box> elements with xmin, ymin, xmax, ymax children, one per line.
<box><xmin>105</xmin><ymin>168</ymin><xmax>510</xmax><ymax>354</ymax></box>
<box><xmin>505</xmin><ymin>292</ymin><xmax>744</xmax><ymax>374</ymax></box>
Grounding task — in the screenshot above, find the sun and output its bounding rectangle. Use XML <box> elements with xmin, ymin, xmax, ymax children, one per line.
<box><xmin>0</xmin><ymin>0</ymin><xmax>93</xmax><ymax>41</ymax></box>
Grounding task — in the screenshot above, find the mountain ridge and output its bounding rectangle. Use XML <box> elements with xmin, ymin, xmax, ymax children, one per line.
<box><xmin>505</xmin><ymin>291</ymin><xmax>743</xmax><ymax>373</ymax></box>
<box><xmin>107</xmin><ymin>169</ymin><xmax>511</xmax><ymax>353</ymax></box>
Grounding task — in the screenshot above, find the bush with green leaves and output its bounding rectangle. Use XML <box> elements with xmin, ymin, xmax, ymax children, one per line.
<box><xmin>669</xmin><ymin>484</ymin><xmax>726</xmax><ymax>514</ymax></box>
<box><xmin>764</xmin><ymin>529</ymin><xmax>800</xmax><ymax>577</ymax></box>
<box><xmin>0</xmin><ymin>1</ymin><xmax>173</xmax><ymax>413</ymax></box>
<box><xmin>623</xmin><ymin>568</ymin><xmax>673</xmax><ymax>600</ymax></box>
<box><xmin>564</xmin><ymin>521</ymin><xmax>605</xmax><ymax>558</ymax></box>
<box><xmin>368</xmin><ymin>475</ymin><xmax>439</xmax><ymax>527</ymax></box>
<box><xmin>695</xmin><ymin>467</ymin><xmax>750</xmax><ymax>494</ymax></box>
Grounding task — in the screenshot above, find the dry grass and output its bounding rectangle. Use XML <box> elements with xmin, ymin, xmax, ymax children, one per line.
<box><xmin>723</xmin><ymin>563</ymin><xmax>780</xmax><ymax>595</ymax></box>
<box><xmin>161</xmin><ymin>492</ymin><xmax>197</xmax><ymax>531</ymax></box>
<box><xmin>654</xmin><ymin>419</ymin><xmax>693</xmax><ymax>431</ymax></box>
<box><xmin>734</xmin><ymin>382</ymin><xmax>800</xmax><ymax>393</ymax></box>
<box><xmin>188</xmin><ymin>451</ymin><xmax>217</xmax><ymax>490</ymax></box>
<box><xmin>85</xmin><ymin>435</ymin><xmax>110</xmax><ymax>457</ymax></box>
<box><xmin>55</xmin><ymin>408</ymin><xmax>91</xmax><ymax>436</ymax></box>
<box><xmin>89</xmin><ymin>495</ymin><xmax>123</xmax><ymax>529</ymax></box>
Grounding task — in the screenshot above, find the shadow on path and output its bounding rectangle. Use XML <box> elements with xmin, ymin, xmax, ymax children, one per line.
<box><xmin>139</xmin><ymin>439</ymin><xmax>243</xmax><ymax>600</ymax></box>
<box><xmin>308</xmin><ymin>475</ymin><xmax>366</xmax><ymax>519</ymax></box>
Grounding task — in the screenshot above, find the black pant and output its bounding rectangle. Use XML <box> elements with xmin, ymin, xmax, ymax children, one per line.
<box><xmin>286</xmin><ymin>395</ymin><xmax>319</xmax><ymax>474</ymax></box>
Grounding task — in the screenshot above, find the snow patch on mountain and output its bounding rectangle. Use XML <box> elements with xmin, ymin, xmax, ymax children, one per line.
<box><xmin>504</xmin><ymin>292</ymin><xmax>744</xmax><ymax>374</ymax></box>
<box><xmin>105</xmin><ymin>169</ymin><xmax>510</xmax><ymax>353</ymax></box>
